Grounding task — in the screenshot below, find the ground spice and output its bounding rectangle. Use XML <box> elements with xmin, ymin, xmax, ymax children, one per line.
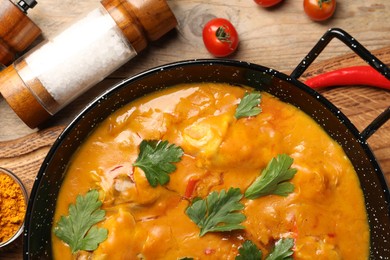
<box><xmin>0</xmin><ymin>173</ymin><xmax>26</xmax><ymax>243</ymax></box>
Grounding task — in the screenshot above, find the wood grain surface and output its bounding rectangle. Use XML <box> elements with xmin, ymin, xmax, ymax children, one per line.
<box><xmin>0</xmin><ymin>0</ymin><xmax>389</xmax><ymax>258</ymax></box>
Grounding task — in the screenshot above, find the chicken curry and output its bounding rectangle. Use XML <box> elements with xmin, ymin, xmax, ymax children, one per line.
<box><xmin>52</xmin><ymin>83</ymin><xmax>369</xmax><ymax>259</ymax></box>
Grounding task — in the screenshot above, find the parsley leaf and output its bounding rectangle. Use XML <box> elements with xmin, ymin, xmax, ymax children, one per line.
<box><xmin>53</xmin><ymin>189</ymin><xmax>108</xmax><ymax>253</ymax></box>
<box><xmin>245</xmin><ymin>154</ymin><xmax>297</xmax><ymax>199</ymax></box>
<box><xmin>236</xmin><ymin>240</ymin><xmax>262</xmax><ymax>260</ymax></box>
<box><xmin>185</xmin><ymin>188</ymin><xmax>246</xmax><ymax>237</ymax></box>
<box><xmin>235</xmin><ymin>238</ymin><xmax>294</xmax><ymax>260</ymax></box>
<box><xmin>235</xmin><ymin>92</ymin><xmax>262</xmax><ymax>119</ymax></box>
<box><xmin>265</xmin><ymin>238</ymin><xmax>294</xmax><ymax>260</ymax></box>
<box><xmin>133</xmin><ymin>140</ymin><xmax>184</xmax><ymax>187</ymax></box>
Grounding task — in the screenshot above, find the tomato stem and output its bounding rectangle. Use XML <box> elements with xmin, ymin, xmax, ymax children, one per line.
<box><xmin>318</xmin><ymin>0</ymin><xmax>331</xmax><ymax>9</ymax></box>
<box><xmin>216</xmin><ymin>26</ymin><xmax>231</xmax><ymax>44</ymax></box>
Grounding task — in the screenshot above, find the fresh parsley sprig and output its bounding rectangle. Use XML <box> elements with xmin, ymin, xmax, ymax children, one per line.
<box><xmin>54</xmin><ymin>189</ymin><xmax>108</xmax><ymax>253</ymax></box>
<box><xmin>234</xmin><ymin>91</ymin><xmax>262</xmax><ymax>119</ymax></box>
<box><xmin>266</xmin><ymin>238</ymin><xmax>294</xmax><ymax>260</ymax></box>
<box><xmin>235</xmin><ymin>240</ymin><xmax>262</xmax><ymax>260</ymax></box>
<box><xmin>133</xmin><ymin>140</ymin><xmax>184</xmax><ymax>187</ymax></box>
<box><xmin>185</xmin><ymin>188</ymin><xmax>246</xmax><ymax>237</ymax></box>
<box><xmin>245</xmin><ymin>154</ymin><xmax>297</xmax><ymax>199</ymax></box>
<box><xmin>235</xmin><ymin>238</ymin><xmax>294</xmax><ymax>260</ymax></box>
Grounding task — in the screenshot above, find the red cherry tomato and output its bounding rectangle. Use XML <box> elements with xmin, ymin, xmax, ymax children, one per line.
<box><xmin>303</xmin><ymin>0</ymin><xmax>336</xmax><ymax>21</ymax></box>
<box><xmin>253</xmin><ymin>0</ymin><xmax>283</xmax><ymax>7</ymax></box>
<box><xmin>202</xmin><ymin>18</ymin><xmax>239</xmax><ymax>57</ymax></box>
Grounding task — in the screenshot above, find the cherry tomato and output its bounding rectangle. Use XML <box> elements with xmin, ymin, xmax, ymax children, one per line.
<box><xmin>202</xmin><ymin>18</ymin><xmax>239</xmax><ymax>57</ymax></box>
<box><xmin>303</xmin><ymin>0</ymin><xmax>336</xmax><ymax>21</ymax></box>
<box><xmin>253</xmin><ymin>0</ymin><xmax>283</xmax><ymax>7</ymax></box>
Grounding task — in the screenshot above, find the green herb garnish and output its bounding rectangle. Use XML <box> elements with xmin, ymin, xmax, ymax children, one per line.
<box><xmin>133</xmin><ymin>140</ymin><xmax>184</xmax><ymax>187</ymax></box>
<box><xmin>185</xmin><ymin>188</ymin><xmax>246</xmax><ymax>237</ymax></box>
<box><xmin>235</xmin><ymin>240</ymin><xmax>262</xmax><ymax>260</ymax></box>
<box><xmin>234</xmin><ymin>92</ymin><xmax>262</xmax><ymax>119</ymax></box>
<box><xmin>235</xmin><ymin>238</ymin><xmax>294</xmax><ymax>260</ymax></box>
<box><xmin>265</xmin><ymin>238</ymin><xmax>294</xmax><ymax>260</ymax></box>
<box><xmin>54</xmin><ymin>189</ymin><xmax>108</xmax><ymax>254</ymax></box>
<box><xmin>245</xmin><ymin>154</ymin><xmax>297</xmax><ymax>199</ymax></box>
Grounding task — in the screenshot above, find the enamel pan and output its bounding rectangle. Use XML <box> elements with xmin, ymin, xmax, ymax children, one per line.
<box><xmin>24</xmin><ymin>28</ymin><xmax>390</xmax><ymax>259</ymax></box>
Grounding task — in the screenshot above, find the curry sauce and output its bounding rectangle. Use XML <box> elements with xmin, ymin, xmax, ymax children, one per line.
<box><xmin>52</xmin><ymin>83</ymin><xmax>369</xmax><ymax>259</ymax></box>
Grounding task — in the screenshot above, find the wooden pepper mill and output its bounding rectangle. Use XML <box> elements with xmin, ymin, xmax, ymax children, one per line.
<box><xmin>0</xmin><ymin>0</ymin><xmax>41</xmax><ymax>66</ymax></box>
<box><xmin>0</xmin><ymin>0</ymin><xmax>177</xmax><ymax>129</ymax></box>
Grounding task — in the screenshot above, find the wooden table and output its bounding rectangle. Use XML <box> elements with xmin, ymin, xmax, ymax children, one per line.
<box><xmin>1</xmin><ymin>0</ymin><xmax>389</xmax><ymax>258</ymax></box>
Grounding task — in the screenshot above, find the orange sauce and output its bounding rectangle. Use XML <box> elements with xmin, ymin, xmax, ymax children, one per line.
<box><xmin>52</xmin><ymin>83</ymin><xmax>369</xmax><ymax>259</ymax></box>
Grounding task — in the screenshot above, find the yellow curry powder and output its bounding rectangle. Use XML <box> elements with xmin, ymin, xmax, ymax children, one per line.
<box><xmin>0</xmin><ymin>173</ymin><xmax>26</xmax><ymax>243</ymax></box>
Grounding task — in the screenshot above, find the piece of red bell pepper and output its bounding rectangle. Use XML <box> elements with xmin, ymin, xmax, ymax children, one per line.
<box><xmin>184</xmin><ymin>178</ymin><xmax>199</xmax><ymax>199</ymax></box>
<box><xmin>304</xmin><ymin>65</ymin><xmax>390</xmax><ymax>90</ymax></box>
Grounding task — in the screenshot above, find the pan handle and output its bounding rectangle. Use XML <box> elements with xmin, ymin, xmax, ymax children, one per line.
<box><xmin>290</xmin><ymin>28</ymin><xmax>390</xmax><ymax>140</ymax></box>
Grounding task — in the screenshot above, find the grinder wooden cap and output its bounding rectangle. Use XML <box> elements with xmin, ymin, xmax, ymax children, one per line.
<box><xmin>0</xmin><ymin>64</ymin><xmax>51</xmax><ymax>129</ymax></box>
<box><xmin>102</xmin><ymin>0</ymin><xmax>177</xmax><ymax>53</ymax></box>
<box><xmin>0</xmin><ymin>0</ymin><xmax>41</xmax><ymax>65</ymax></box>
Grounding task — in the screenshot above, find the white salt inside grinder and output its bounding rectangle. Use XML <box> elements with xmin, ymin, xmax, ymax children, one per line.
<box><xmin>25</xmin><ymin>7</ymin><xmax>135</xmax><ymax>105</ymax></box>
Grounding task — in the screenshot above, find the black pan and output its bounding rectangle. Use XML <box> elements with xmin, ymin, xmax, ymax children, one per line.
<box><xmin>24</xmin><ymin>28</ymin><xmax>390</xmax><ymax>259</ymax></box>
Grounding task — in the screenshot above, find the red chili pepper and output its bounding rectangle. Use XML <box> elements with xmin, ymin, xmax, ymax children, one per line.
<box><xmin>304</xmin><ymin>66</ymin><xmax>390</xmax><ymax>90</ymax></box>
<box><xmin>184</xmin><ymin>178</ymin><xmax>199</xmax><ymax>199</ymax></box>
